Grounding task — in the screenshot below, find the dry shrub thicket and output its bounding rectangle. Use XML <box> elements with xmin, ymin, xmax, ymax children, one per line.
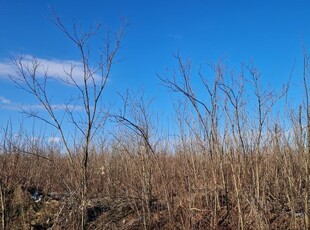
<box><xmin>1</xmin><ymin>16</ymin><xmax>310</xmax><ymax>230</ymax></box>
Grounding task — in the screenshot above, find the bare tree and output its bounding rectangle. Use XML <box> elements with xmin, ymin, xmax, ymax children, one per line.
<box><xmin>112</xmin><ymin>91</ymin><xmax>156</xmax><ymax>229</ymax></box>
<box><xmin>159</xmin><ymin>54</ymin><xmax>222</xmax><ymax>157</ymax></box>
<box><xmin>246</xmin><ymin>63</ymin><xmax>288</xmax><ymax>201</ymax></box>
<box><xmin>9</xmin><ymin>12</ymin><xmax>127</xmax><ymax>229</ymax></box>
<box><xmin>218</xmin><ymin>67</ymin><xmax>247</xmax><ymax>155</ymax></box>
<box><xmin>302</xmin><ymin>49</ymin><xmax>310</xmax><ymax>230</ymax></box>
<box><xmin>247</xmin><ymin>64</ymin><xmax>288</xmax><ymax>152</ymax></box>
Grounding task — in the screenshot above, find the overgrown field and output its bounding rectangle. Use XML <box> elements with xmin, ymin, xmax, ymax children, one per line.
<box><xmin>0</xmin><ymin>136</ymin><xmax>309</xmax><ymax>229</ymax></box>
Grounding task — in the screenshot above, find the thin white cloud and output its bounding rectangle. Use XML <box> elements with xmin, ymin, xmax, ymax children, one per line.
<box><xmin>0</xmin><ymin>62</ymin><xmax>16</xmax><ymax>77</ymax></box>
<box><xmin>0</xmin><ymin>96</ymin><xmax>11</xmax><ymax>104</ymax></box>
<box><xmin>0</xmin><ymin>55</ymin><xmax>101</xmax><ymax>85</ymax></box>
<box><xmin>0</xmin><ymin>95</ymin><xmax>85</xmax><ymax>112</ymax></box>
<box><xmin>48</xmin><ymin>136</ymin><xmax>61</xmax><ymax>144</ymax></box>
<box><xmin>168</xmin><ymin>33</ymin><xmax>182</xmax><ymax>39</ymax></box>
<box><xmin>3</xmin><ymin>103</ymin><xmax>85</xmax><ymax>112</ymax></box>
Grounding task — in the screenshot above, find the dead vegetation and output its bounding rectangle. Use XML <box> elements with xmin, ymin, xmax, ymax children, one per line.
<box><xmin>2</xmin><ymin>52</ymin><xmax>310</xmax><ymax>229</ymax></box>
<box><xmin>1</xmin><ymin>53</ymin><xmax>310</xmax><ymax>229</ymax></box>
<box><xmin>0</xmin><ymin>141</ymin><xmax>309</xmax><ymax>229</ymax></box>
<box><xmin>1</xmin><ymin>10</ymin><xmax>310</xmax><ymax>230</ymax></box>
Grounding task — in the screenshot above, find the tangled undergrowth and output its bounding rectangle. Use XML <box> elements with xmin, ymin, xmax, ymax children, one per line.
<box><xmin>1</xmin><ymin>142</ymin><xmax>309</xmax><ymax>229</ymax></box>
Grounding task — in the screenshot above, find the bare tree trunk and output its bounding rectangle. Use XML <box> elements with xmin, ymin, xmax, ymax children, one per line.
<box><xmin>303</xmin><ymin>51</ymin><xmax>310</xmax><ymax>230</ymax></box>
<box><xmin>0</xmin><ymin>181</ymin><xmax>6</xmax><ymax>230</ymax></box>
<box><xmin>81</xmin><ymin>147</ymin><xmax>89</xmax><ymax>229</ymax></box>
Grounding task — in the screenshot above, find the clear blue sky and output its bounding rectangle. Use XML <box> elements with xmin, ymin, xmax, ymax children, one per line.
<box><xmin>0</xmin><ymin>0</ymin><xmax>310</xmax><ymax>140</ymax></box>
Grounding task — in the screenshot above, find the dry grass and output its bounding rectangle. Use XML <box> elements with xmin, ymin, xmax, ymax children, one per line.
<box><xmin>0</xmin><ymin>140</ymin><xmax>309</xmax><ymax>229</ymax></box>
<box><xmin>2</xmin><ymin>52</ymin><xmax>310</xmax><ymax>229</ymax></box>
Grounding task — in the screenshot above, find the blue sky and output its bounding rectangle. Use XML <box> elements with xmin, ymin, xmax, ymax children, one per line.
<box><xmin>0</xmin><ymin>0</ymin><xmax>310</xmax><ymax>141</ymax></box>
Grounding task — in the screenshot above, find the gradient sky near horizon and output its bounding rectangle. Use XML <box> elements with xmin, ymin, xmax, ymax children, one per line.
<box><xmin>1</xmin><ymin>0</ymin><xmax>310</xmax><ymax>140</ymax></box>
